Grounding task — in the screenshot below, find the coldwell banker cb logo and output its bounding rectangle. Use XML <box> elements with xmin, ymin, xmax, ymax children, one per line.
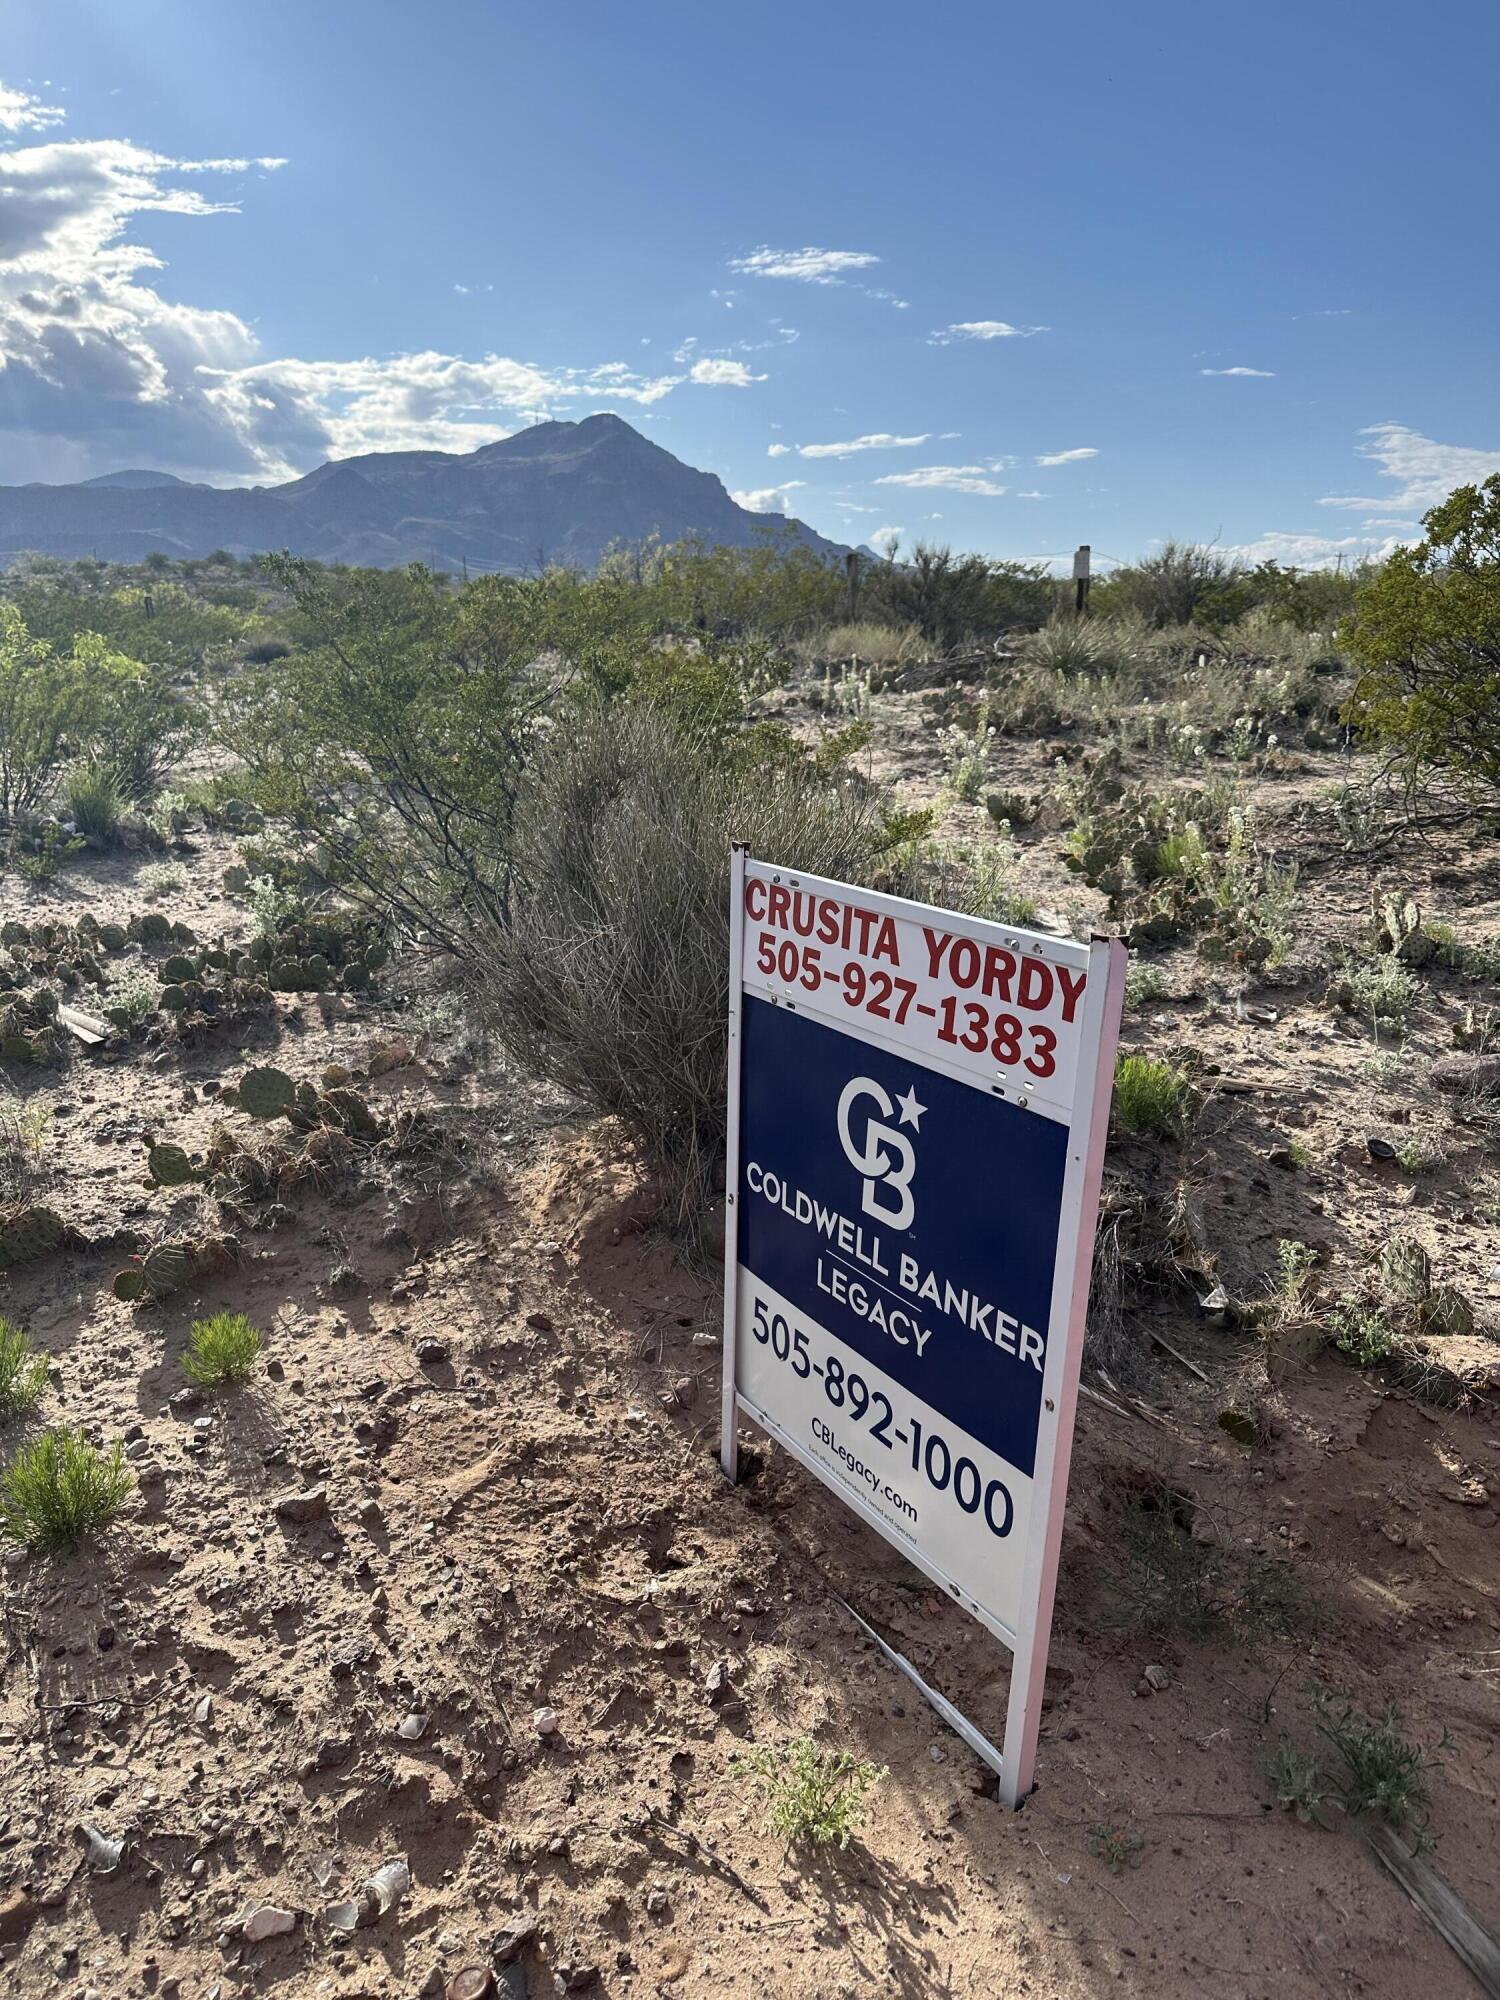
<box><xmin>836</xmin><ymin>1075</ymin><xmax>925</xmax><ymax>1231</ymax></box>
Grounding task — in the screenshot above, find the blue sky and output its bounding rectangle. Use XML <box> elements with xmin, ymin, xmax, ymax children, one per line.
<box><xmin>2</xmin><ymin>0</ymin><xmax>1496</xmax><ymax>568</ymax></box>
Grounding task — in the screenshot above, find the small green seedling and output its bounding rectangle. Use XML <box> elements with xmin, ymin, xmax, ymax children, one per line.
<box><xmin>733</xmin><ymin>1737</ymin><xmax>887</xmax><ymax>1851</ymax></box>
<box><xmin>183</xmin><ymin>1311</ymin><xmax>262</xmax><ymax>1387</ymax></box>
<box><xmin>1088</xmin><ymin>1822</ymin><xmax>1144</xmax><ymax>1874</ymax></box>
<box><xmin>0</xmin><ymin>1318</ymin><xmax>48</xmax><ymax>1421</ymax></box>
<box><xmin>0</xmin><ymin>1430</ymin><xmax>131</xmax><ymax>1554</ymax></box>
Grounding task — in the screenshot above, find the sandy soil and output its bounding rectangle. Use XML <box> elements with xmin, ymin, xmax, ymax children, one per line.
<box><xmin>1</xmin><ymin>686</ymin><xmax>1498</xmax><ymax>2000</ymax></box>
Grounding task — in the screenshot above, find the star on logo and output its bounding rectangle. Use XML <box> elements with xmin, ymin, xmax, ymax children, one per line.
<box><xmin>894</xmin><ymin>1084</ymin><xmax>927</xmax><ymax>1131</ymax></box>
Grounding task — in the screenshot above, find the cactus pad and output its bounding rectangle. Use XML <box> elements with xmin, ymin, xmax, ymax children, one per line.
<box><xmin>238</xmin><ymin>1065</ymin><xmax>296</xmax><ymax>1120</ymax></box>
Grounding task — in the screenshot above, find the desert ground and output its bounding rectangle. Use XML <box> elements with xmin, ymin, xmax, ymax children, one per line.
<box><xmin>1</xmin><ymin>631</ymin><xmax>1498</xmax><ymax>2000</ymax></box>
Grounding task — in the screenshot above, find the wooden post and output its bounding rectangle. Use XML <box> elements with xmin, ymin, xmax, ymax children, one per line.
<box><xmin>1073</xmin><ymin>545</ymin><xmax>1091</xmax><ymax>618</ymax></box>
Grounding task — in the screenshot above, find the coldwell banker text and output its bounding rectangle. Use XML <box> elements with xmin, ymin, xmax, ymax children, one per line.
<box><xmin>742</xmin><ymin>1161</ymin><xmax>1047</xmax><ymax>1370</ymax></box>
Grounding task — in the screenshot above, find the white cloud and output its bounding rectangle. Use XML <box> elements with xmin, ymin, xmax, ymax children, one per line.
<box><xmin>767</xmin><ymin>442</ymin><xmax>791</xmax><ymax>457</ymax></box>
<box><xmin>0</xmin><ymin>88</ymin><xmax>721</xmax><ymax>482</ymax></box>
<box><xmin>874</xmin><ymin>465</ymin><xmax>1007</xmax><ymax>495</ymax></box>
<box><xmin>1035</xmin><ymin>447</ymin><xmax>1097</xmax><ymax>466</ymax></box>
<box><xmin>929</xmin><ymin>321</ymin><xmax>1047</xmax><ymax>344</ymax></box>
<box><xmin>1015</xmin><ymin>489</ymin><xmax>1048</xmax><ymax>499</ymax></box>
<box><xmin>1220</xmin><ymin>530</ymin><xmax>1405</xmax><ymax>568</ymax></box>
<box><xmin>0</xmin><ymin>85</ymin><xmax>65</xmax><ymax>133</ymax></box>
<box><xmin>795</xmin><ymin>432</ymin><xmax>929</xmax><ymax>459</ymax></box>
<box><xmin>867</xmin><ymin>525</ymin><xmax>904</xmax><ymax>545</ymax></box>
<box><xmin>688</xmin><ymin>357</ymin><xmax>764</xmax><ymax>387</ymax></box>
<box><xmin>730</xmin><ymin>245</ymin><xmax>879</xmax><ymax>284</ymax></box>
<box><xmin>1319</xmin><ymin>422</ymin><xmax>1500</xmax><ymax>513</ymax></box>
<box><xmin>1200</xmin><ymin>365</ymin><xmax>1275</xmax><ymax>377</ymax></box>
<box><xmin>731</xmin><ymin>481</ymin><xmax>806</xmax><ymax>514</ymax></box>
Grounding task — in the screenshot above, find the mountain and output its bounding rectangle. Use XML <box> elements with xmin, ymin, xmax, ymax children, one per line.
<box><xmin>0</xmin><ymin>416</ymin><xmax>849</xmax><ymax>573</ymax></box>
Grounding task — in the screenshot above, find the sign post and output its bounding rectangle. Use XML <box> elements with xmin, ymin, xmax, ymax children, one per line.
<box><xmin>720</xmin><ymin>850</ymin><xmax>1125</xmax><ymax>1806</ymax></box>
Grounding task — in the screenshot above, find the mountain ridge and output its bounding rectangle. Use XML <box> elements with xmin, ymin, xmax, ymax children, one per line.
<box><xmin>0</xmin><ymin>415</ymin><xmax>848</xmax><ymax>573</ymax></box>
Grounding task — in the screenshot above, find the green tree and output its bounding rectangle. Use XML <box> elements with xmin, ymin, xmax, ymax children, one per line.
<box><xmin>1345</xmin><ymin>475</ymin><xmax>1500</xmax><ymax>812</ymax></box>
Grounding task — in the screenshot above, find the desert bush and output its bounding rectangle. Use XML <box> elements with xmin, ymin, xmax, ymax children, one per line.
<box><xmin>183</xmin><ymin>1310</ymin><xmax>262</xmax><ymax>1386</ymax></box>
<box><xmin>807</xmin><ymin>620</ymin><xmax>923</xmax><ymax>668</ymax></box>
<box><xmin>1093</xmin><ymin>541</ymin><xmax>1248</xmax><ymax>629</ymax></box>
<box><xmin>0</xmin><ymin>1430</ymin><xmax>130</xmax><ymax>1553</ymax></box>
<box><xmin>0</xmin><ymin>1319</ymin><xmax>48</xmax><ymax>1421</ymax></box>
<box><xmin>472</xmin><ymin>700</ymin><xmax>911</xmax><ymax>1227</ymax></box>
<box><xmin>64</xmin><ymin>763</ymin><xmax>124</xmax><ymax>845</ymax></box>
<box><xmin>1112</xmin><ymin>1052</ymin><xmax>1196</xmax><ymax>1138</ymax></box>
<box><xmin>1123</xmin><ymin>961</ymin><xmax>1169</xmax><ymax>1010</ymax></box>
<box><xmin>863</xmin><ymin>543</ymin><xmax>1052</xmax><ymax>648</ymax></box>
<box><xmin>1022</xmin><ymin>618</ymin><xmax>1119</xmax><ymax>676</ymax></box>
<box><xmin>106</xmin><ymin>966</ymin><xmax>157</xmax><ymax>1024</ymax></box>
<box><xmin>732</xmin><ymin>1738</ymin><xmax>886</xmax><ymax>1850</ymax></box>
<box><xmin>136</xmin><ymin>861</ymin><xmax>185</xmax><ymax>901</ymax></box>
<box><xmin>1346</xmin><ymin>474</ymin><xmax>1500</xmax><ymax>814</ymax></box>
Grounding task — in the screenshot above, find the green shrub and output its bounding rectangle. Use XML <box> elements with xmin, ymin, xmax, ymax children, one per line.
<box><xmin>135</xmin><ymin>861</ymin><xmax>185</xmax><ymax>901</ymax></box>
<box><xmin>809</xmin><ymin>620</ymin><xmax>923</xmax><ymax>668</ymax></box>
<box><xmin>1346</xmin><ymin>474</ymin><xmax>1500</xmax><ymax>813</ymax></box>
<box><xmin>183</xmin><ymin>1311</ymin><xmax>262</xmax><ymax>1386</ymax></box>
<box><xmin>64</xmin><ymin>763</ymin><xmax>124</xmax><ymax>844</ymax></box>
<box><xmin>473</xmin><ymin>700</ymin><xmax>908</xmax><ymax>1228</ymax></box>
<box><xmin>1329</xmin><ymin>1297</ymin><xmax>1395</xmax><ymax>1366</ymax></box>
<box><xmin>0</xmin><ymin>1319</ymin><xmax>48</xmax><ymax>1421</ymax></box>
<box><xmin>1123</xmin><ymin>962</ymin><xmax>1169</xmax><ymax>1010</ymax></box>
<box><xmin>0</xmin><ymin>1430</ymin><xmax>130</xmax><ymax>1553</ymax></box>
<box><xmin>733</xmin><ymin>1738</ymin><xmax>886</xmax><ymax>1850</ymax></box>
<box><xmin>1022</xmin><ymin>618</ymin><xmax>1117</xmax><ymax>676</ymax></box>
<box><xmin>1112</xmin><ymin>1053</ymin><xmax>1195</xmax><ymax>1138</ymax></box>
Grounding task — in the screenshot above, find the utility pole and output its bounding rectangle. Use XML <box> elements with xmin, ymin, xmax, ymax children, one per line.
<box><xmin>1073</xmin><ymin>544</ymin><xmax>1091</xmax><ymax>618</ymax></box>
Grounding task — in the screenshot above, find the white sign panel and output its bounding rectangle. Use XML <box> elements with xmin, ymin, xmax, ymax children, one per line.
<box><xmin>721</xmin><ymin>853</ymin><xmax>1125</xmax><ymax>1805</ymax></box>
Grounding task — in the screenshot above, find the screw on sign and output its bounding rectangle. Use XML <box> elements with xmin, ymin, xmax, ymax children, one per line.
<box><xmin>719</xmin><ymin>851</ymin><xmax>1125</xmax><ymax>1806</ymax></box>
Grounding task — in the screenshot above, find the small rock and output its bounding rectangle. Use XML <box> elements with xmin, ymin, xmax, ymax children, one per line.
<box><xmin>396</xmin><ymin>1712</ymin><xmax>428</xmax><ymax>1742</ymax></box>
<box><xmin>645</xmin><ymin>1888</ymin><xmax>669</xmax><ymax>1917</ymax></box>
<box><xmin>492</xmin><ymin>1914</ymin><xmax>540</xmax><ymax>1964</ymax></box>
<box><xmin>275</xmin><ymin>1488</ymin><xmax>329</xmax><ymax>1525</ymax></box>
<box><xmin>557</xmin><ymin>1966</ymin><xmax>599</xmax><ymax>1992</ymax></box>
<box><xmin>242</xmin><ymin>1905</ymin><xmax>297</xmax><ymax>1945</ymax></box>
<box><xmin>532</xmin><ymin>1705</ymin><xmax>559</xmax><ymax>1737</ymax></box>
<box><xmin>1143</xmin><ymin>1663</ymin><xmax>1170</xmax><ymax>1692</ymax></box>
<box><xmin>525</xmin><ymin>1312</ymin><xmax>554</xmax><ymax>1333</ymax></box>
<box><xmin>415</xmin><ymin>1337</ymin><xmax>449</xmax><ymax>1364</ymax></box>
<box><xmin>703</xmin><ymin>1660</ymin><xmax>733</xmax><ymax>1704</ymax></box>
<box><xmin>1266</xmin><ymin>1147</ymin><xmax>1299</xmax><ymax>1171</ymax></box>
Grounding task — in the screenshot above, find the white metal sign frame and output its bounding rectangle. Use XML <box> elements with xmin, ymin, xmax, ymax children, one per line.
<box><xmin>719</xmin><ymin>848</ymin><xmax>1125</xmax><ymax>1806</ymax></box>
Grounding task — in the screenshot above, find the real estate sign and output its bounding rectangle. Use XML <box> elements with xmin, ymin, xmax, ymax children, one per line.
<box><xmin>720</xmin><ymin>851</ymin><xmax>1125</xmax><ymax>1805</ymax></box>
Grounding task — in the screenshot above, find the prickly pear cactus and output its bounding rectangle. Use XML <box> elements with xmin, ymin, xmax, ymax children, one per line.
<box><xmin>1380</xmin><ymin>1234</ymin><xmax>1432</xmax><ymax>1303</ymax></box>
<box><xmin>147</xmin><ymin>1143</ymin><xmax>198</xmax><ymax>1188</ymax></box>
<box><xmin>1418</xmin><ymin>1285</ymin><xmax>1475</xmax><ymax>1338</ymax></box>
<box><xmin>238</xmin><ymin>1065</ymin><xmax>297</xmax><ymax>1120</ymax></box>
<box><xmin>0</xmin><ymin>1203</ymin><xmax>70</xmax><ymax>1271</ymax></box>
<box><xmin>111</xmin><ymin>1266</ymin><xmax>147</xmax><ymax>1302</ymax></box>
<box><xmin>162</xmin><ymin>954</ymin><xmax>197</xmax><ymax>985</ymax></box>
<box><xmin>140</xmin><ymin>1243</ymin><xmax>193</xmax><ymax>1299</ymax></box>
<box><xmin>319</xmin><ymin>1087</ymin><xmax>381</xmax><ymax>1140</ymax></box>
<box><xmin>1376</xmin><ymin>891</ymin><xmax>1437</xmax><ymax>968</ymax></box>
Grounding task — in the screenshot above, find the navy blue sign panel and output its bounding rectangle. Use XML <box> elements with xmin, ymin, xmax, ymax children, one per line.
<box><xmin>737</xmin><ymin>994</ymin><xmax>1067</xmax><ymax>1480</ymax></box>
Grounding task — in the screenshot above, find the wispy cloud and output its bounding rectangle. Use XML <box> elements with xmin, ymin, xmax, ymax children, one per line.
<box><xmin>729</xmin><ymin>245</ymin><xmax>879</xmax><ymax>284</ymax></box>
<box><xmin>0</xmin><ymin>84</ymin><xmax>65</xmax><ymax>133</ymax></box>
<box><xmin>1319</xmin><ymin>422</ymin><xmax>1500</xmax><ymax>513</ymax></box>
<box><xmin>1035</xmin><ymin>447</ymin><xmax>1097</xmax><ymax>466</ymax></box>
<box><xmin>731</xmin><ymin>481</ymin><xmax>806</xmax><ymax>513</ymax></box>
<box><xmin>794</xmin><ymin>432</ymin><xmax>929</xmax><ymax>459</ymax></box>
<box><xmin>875</xmin><ymin>465</ymin><xmax>1007</xmax><ymax>495</ymax></box>
<box><xmin>1200</xmin><ymin>365</ymin><xmax>1275</xmax><ymax>377</ymax></box>
<box><xmin>868</xmin><ymin>525</ymin><xmax>904</xmax><ymax>544</ymax></box>
<box><xmin>929</xmin><ymin>321</ymin><xmax>1047</xmax><ymax>345</ymax></box>
<box><xmin>688</xmin><ymin>357</ymin><xmax>764</xmax><ymax>386</ymax></box>
<box><xmin>1220</xmin><ymin>530</ymin><xmax>1405</xmax><ymax>568</ymax></box>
